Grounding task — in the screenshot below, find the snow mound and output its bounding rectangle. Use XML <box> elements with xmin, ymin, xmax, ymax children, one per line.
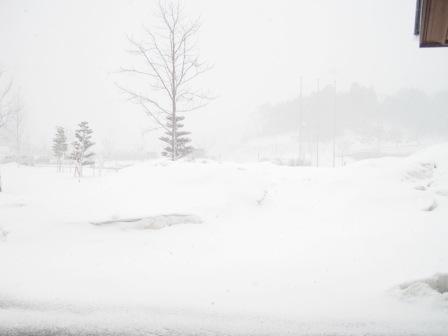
<box><xmin>392</xmin><ymin>274</ymin><xmax>448</xmax><ymax>309</ymax></box>
<box><xmin>405</xmin><ymin>162</ymin><xmax>436</xmax><ymax>181</ymax></box>
<box><xmin>91</xmin><ymin>214</ymin><xmax>202</xmax><ymax>230</ymax></box>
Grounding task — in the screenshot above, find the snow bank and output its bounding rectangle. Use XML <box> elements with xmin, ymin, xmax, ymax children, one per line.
<box><xmin>392</xmin><ymin>273</ymin><xmax>448</xmax><ymax>311</ymax></box>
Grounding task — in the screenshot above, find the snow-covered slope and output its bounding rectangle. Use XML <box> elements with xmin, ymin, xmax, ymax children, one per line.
<box><xmin>0</xmin><ymin>145</ymin><xmax>448</xmax><ymax>335</ymax></box>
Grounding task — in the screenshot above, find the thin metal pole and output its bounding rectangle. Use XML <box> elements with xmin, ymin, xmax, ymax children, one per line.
<box><xmin>316</xmin><ymin>78</ymin><xmax>320</xmax><ymax>168</ymax></box>
<box><xmin>298</xmin><ymin>77</ymin><xmax>303</xmax><ymax>163</ymax></box>
<box><xmin>333</xmin><ymin>80</ymin><xmax>337</xmax><ymax>168</ymax></box>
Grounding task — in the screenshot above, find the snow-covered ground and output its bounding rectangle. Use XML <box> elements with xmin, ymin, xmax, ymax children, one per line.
<box><xmin>1</xmin><ymin>144</ymin><xmax>448</xmax><ymax>335</ymax></box>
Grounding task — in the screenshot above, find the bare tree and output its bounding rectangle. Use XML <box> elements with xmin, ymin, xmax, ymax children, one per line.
<box><xmin>0</xmin><ymin>71</ymin><xmax>13</xmax><ymax>131</ymax></box>
<box><xmin>119</xmin><ymin>0</ymin><xmax>211</xmax><ymax>161</ymax></box>
<box><xmin>0</xmin><ymin>71</ymin><xmax>14</xmax><ymax>192</ymax></box>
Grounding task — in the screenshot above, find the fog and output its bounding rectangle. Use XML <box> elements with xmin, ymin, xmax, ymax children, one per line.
<box><xmin>2</xmin><ymin>1</ymin><xmax>448</xmax><ymax>334</ymax></box>
<box><xmin>0</xmin><ymin>0</ymin><xmax>447</xmax><ymax>160</ymax></box>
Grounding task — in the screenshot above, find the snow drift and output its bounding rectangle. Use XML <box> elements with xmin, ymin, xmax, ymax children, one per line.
<box><xmin>0</xmin><ymin>144</ymin><xmax>448</xmax><ymax>334</ymax></box>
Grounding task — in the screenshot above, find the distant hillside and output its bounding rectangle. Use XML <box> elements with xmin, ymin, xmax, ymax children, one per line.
<box><xmin>247</xmin><ymin>84</ymin><xmax>448</xmax><ymax>142</ymax></box>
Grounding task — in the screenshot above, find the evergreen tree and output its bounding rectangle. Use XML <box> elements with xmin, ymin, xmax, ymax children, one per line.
<box><xmin>70</xmin><ymin>121</ymin><xmax>95</xmax><ymax>177</ymax></box>
<box><xmin>52</xmin><ymin>126</ymin><xmax>68</xmax><ymax>172</ymax></box>
<box><xmin>160</xmin><ymin>115</ymin><xmax>193</xmax><ymax>159</ymax></box>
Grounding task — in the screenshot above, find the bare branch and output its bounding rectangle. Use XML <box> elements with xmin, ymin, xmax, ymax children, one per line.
<box><xmin>143</xmin><ymin>28</ymin><xmax>172</xmax><ymax>78</ymax></box>
<box><xmin>118</xmin><ymin>67</ymin><xmax>157</xmax><ymax>78</ymax></box>
<box><xmin>116</xmin><ymin>83</ymin><xmax>169</xmax><ymax>115</ymax></box>
<box><xmin>159</xmin><ymin>0</ymin><xmax>174</xmax><ymax>33</ymax></box>
<box><xmin>0</xmin><ymin>80</ymin><xmax>12</xmax><ymax>101</ymax></box>
<box><xmin>117</xmin><ymin>83</ymin><xmax>169</xmax><ymax>131</ymax></box>
<box><xmin>0</xmin><ymin>72</ymin><xmax>13</xmax><ymax>129</ymax></box>
<box><xmin>127</xmin><ymin>36</ymin><xmax>173</xmax><ymax>100</ymax></box>
<box><xmin>139</xmin><ymin>102</ymin><xmax>170</xmax><ymax>131</ymax></box>
<box><xmin>179</xmin><ymin>62</ymin><xmax>213</xmax><ymax>88</ymax></box>
<box><xmin>177</xmin><ymin>102</ymin><xmax>209</xmax><ymax>113</ymax></box>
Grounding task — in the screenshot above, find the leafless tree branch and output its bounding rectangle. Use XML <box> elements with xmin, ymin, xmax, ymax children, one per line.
<box><xmin>119</xmin><ymin>0</ymin><xmax>212</xmax><ymax>160</ymax></box>
<box><xmin>116</xmin><ymin>83</ymin><xmax>169</xmax><ymax>115</ymax></box>
<box><xmin>0</xmin><ymin>72</ymin><xmax>13</xmax><ymax>129</ymax></box>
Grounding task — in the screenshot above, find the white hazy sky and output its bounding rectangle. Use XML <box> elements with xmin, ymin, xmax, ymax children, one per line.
<box><xmin>0</xmin><ymin>0</ymin><xmax>447</xmax><ymax>153</ymax></box>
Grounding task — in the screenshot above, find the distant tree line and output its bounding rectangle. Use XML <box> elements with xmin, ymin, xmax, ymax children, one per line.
<box><xmin>252</xmin><ymin>84</ymin><xmax>448</xmax><ymax>143</ymax></box>
<box><xmin>0</xmin><ymin>70</ymin><xmax>23</xmax><ymax>192</ymax></box>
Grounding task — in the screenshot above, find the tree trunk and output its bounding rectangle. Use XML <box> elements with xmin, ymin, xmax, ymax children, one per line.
<box><xmin>171</xmin><ymin>32</ymin><xmax>177</xmax><ymax>162</ymax></box>
<box><xmin>172</xmin><ymin>98</ymin><xmax>176</xmax><ymax>161</ymax></box>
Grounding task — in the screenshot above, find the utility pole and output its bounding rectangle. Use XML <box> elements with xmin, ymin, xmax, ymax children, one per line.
<box><xmin>332</xmin><ymin>80</ymin><xmax>337</xmax><ymax>168</ymax></box>
<box><xmin>298</xmin><ymin>77</ymin><xmax>303</xmax><ymax>163</ymax></box>
<box><xmin>316</xmin><ymin>78</ymin><xmax>320</xmax><ymax>168</ymax></box>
